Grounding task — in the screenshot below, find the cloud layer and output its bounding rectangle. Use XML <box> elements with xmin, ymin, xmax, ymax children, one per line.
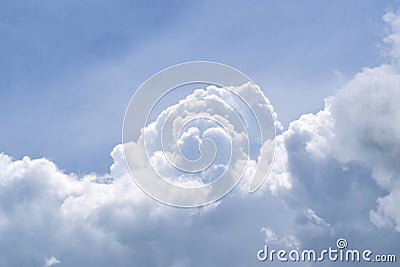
<box><xmin>0</xmin><ymin>10</ymin><xmax>399</xmax><ymax>267</ymax></box>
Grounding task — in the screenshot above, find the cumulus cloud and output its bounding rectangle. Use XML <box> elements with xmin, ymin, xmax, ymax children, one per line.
<box><xmin>253</xmin><ymin>10</ymin><xmax>400</xmax><ymax>259</ymax></box>
<box><xmin>330</xmin><ymin>65</ymin><xmax>400</xmax><ymax>232</ymax></box>
<box><xmin>123</xmin><ymin>81</ymin><xmax>276</xmax><ymax>206</ymax></box>
<box><xmin>0</xmin><ymin>147</ymin><xmax>294</xmax><ymax>267</ymax></box>
<box><xmin>0</xmin><ymin>9</ymin><xmax>399</xmax><ymax>267</ymax></box>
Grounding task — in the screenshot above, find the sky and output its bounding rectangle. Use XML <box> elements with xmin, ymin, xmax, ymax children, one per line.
<box><xmin>1</xmin><ymin>1</ymin><xmax>400</xmax><ymax>266</ymax></box>
<box><xmin>1</xmin><ymin>0</ymin><xmax>399</xmax><ymax>174</ymax></box>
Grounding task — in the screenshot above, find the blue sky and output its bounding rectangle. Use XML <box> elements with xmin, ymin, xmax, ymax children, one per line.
<box><xmin>1</xmin><ymin>0</ymin><xmax>399</xmax><ymax>174</ymax></box>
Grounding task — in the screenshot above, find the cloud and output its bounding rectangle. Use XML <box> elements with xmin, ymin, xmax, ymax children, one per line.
<box><xmin>383</xmin><ymin>10</ymin><xmax>400</xmax><ymax>62</ymax></box>
<box><xmin>260</xmin><ymin>227</ymin><xmax>299</xmax><ymax>249</ymax></box>
<box><xmin>0</xmin><ymin>146</ymin><xmax>295</xmax><ymax>267</ymax></box>
<box><xmin>123</xmin><ymin>81</ymin><xmax>276</xmax><ymax>206</ymax></box>
<box><xmin>0</xmin><ymin>81</ymin><xmax>288</xmax><ymax>266</ymax></box>
<box><xmin>0</xmin><ymin>9</ymin><xmax>399</xmax><ymax>267</ymax></box>
<box><xmin>44</xmin><ymin>257</ymin><xmax>60</xmax><ymax>267</ymax></box>
<box><xmin>330</xmin><ymin>64</ymin><xmax>400</xmax><ymax>232</ymax></box>
<box><xmin>254</xmin><ymin>9</ymin><xmax>400</xmax><ymax>262</ymax></box>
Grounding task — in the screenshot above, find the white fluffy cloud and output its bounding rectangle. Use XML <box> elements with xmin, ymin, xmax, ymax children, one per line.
<box><xmin>278</xmin><ymin>61</ymin><xmax>400</xmax><ymax>234</ymax></box>
<box><xmin>330</xmin><ymin>65</ymin><xmax>400</xmax><ymax>232</ymax></box>
<box><xmin>123</xmin><ymin>81</ymin><xmax>276</xmax><ymax>206</ymax></box>
<box><xmin>254</xmin><ymin>10</ymin><xmax>400</xmax><ymax>261</ymax></box>
<box><xmin>0</xmin><ymin>10</ymin><xmax>399</xmax><ymax>267</ymax></box>
<box><xmin>0</xmin><ymin>147</ymin><xmax>294</xmax><ymax>267</ymax></box>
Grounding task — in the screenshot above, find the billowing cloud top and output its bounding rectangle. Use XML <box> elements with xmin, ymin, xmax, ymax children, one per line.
<box><xmin>123</xmin><ymin>81</ymin><xmax>277</xmax><ymax>206</ymax></box>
